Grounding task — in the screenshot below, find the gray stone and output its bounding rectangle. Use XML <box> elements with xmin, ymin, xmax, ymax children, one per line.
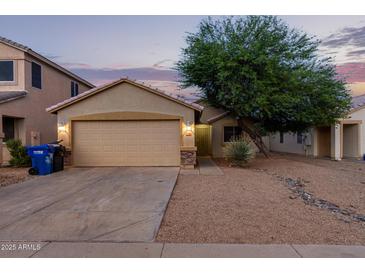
<box><xmin>181</xmin><ymin>151</ymin><xmax>197</xmax><ymax>166</ymax></box>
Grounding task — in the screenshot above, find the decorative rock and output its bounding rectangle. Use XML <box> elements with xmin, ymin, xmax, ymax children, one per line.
<box><xmin>180</xmin><ymin>150</ymin><xmax>196</xmax><ymax>166</ymax></box>
<box><xmin>279</xmin><ymin>176</ymin><xmax>365</xmax><ymax>224</ymax></box>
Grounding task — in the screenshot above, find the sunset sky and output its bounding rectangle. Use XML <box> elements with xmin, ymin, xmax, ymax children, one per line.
<box><xmin>1</xmin><ymin>16</ymin><xmax>365</xmax><ymax>98</ymax></box>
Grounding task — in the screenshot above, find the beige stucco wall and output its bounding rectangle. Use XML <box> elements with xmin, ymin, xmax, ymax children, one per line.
<box><xmin>2</xmin><ymin>146</ymin><xmax>11</xmax><ymax>164</ymax></box>
<box><xmin>348</xmin><ymin>108</ymin><xmax>365</xmax><ymax>157</ymax></box>
<box><xmin>269</xmin><ymin>108</ymin><xmax>365</xmax><ymax>159</ymax></box>
<box><xmin>0</xmin><ymin>43</ymin><xmax>92</xmax><ymax>165</ymax></box>
<box><xmin>211</xmin><ymin>116</ymin><xmax>239</xmax><ymax>157</ymax></box>
<box><xmin>342</xmin><ymin>124</ymin><xmax>360</xmax><ymax>157</ymax></box>
<box><xmin>199</xmin><ymin>103</ymin><xmax>269</xmax><ymax>157</ymax></box>
<box><xmin>55</xmin><ymin>82</ymin><xmax>196</xmax><ymax>150</ymax></box>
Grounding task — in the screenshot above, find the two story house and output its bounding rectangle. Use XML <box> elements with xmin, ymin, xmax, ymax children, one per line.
<box><xmin>0</xmin><ymin>36</ymin><xmax>94</xmax><ymax>165</ymax></box>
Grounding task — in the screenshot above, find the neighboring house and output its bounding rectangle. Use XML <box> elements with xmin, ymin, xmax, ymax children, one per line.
<box><xmin>195</xmin><ymin>96</ymin><xmax>365</xmax><ymax>161</ymax></box>
<box><xmin>47</xmin><ymin>78</ymin><xmax>203</xmax><ymax>168</ymax></box>
<box><xmin>269</xmin><ymin>94</ymin><xmax>365</xmax><ymax>160</ymax></box>
<box><xmin>0</xmin><ymin>36</ymin><xmax>94</xmax><ymax>165</ymax></box>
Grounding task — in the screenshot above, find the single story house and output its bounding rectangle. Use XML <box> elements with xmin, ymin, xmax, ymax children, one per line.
<box><xmin>269</xmin><ymin>94</ymin><xmax>365</xmax><ymax>160</ymax></box>
<box><xmin>47</xmin><ymin>78</ymin><xmax>203</xmax><ymax>168</ymax></box>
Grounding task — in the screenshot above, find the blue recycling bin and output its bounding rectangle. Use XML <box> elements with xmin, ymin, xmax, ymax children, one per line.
<box><xmin>26</xmin><ymin>144</ymin><xmax>56</xmax><ymax>175</ymax></box>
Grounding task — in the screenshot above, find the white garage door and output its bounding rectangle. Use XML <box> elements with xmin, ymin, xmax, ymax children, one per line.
<box><xmin>72</xmin><ymin>120</ymin><xmax>180</xmax><ymax>166</ymax></box>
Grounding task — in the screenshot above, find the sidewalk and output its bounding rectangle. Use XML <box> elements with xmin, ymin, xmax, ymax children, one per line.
<box><xmin>1</xmin><ymin>241</ymin><xmax>365</xmax><ymax>258</ymax></box>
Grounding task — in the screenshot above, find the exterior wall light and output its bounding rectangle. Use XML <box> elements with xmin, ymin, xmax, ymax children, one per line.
<box><xmin>185</xmin><ymin>121</ymin><xmax>193</xmax><ymax>136</ymax></box>
<box><xmin>58</xmin><ymin>123</ymin><xmax>67</xmax><ymax>133</ymax></box>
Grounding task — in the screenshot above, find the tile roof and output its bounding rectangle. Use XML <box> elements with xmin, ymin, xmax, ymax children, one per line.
<box><xmin>0</xmin><ymin>36</ymin><xmax>30</xmax><ymax>51</ymax></box>
<box><xmin>47</xmin><ymin>78</ymin><xmax>204</xmax><ymax>113</ymax></box>
<box><xmin>351</xmin><ymin>94</ymin><xmax>365</xmax><ymax>110</ymax></box>
<box><xmin>206</xmin><ymin>111</ymin><xmax>230</xmax><ymax>124</ymax></box>
<box><xmin>0</xmin><ymin>91</ymin><xmax>27</xmax><ymax>104</ymax></box>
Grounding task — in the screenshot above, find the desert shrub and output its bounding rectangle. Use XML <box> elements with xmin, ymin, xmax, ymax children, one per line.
<box><xmin>223</xmin><ymin>136</ymin><xmax>255</xmax><ymax>167</ymax></box>
<box><xmin>5</xmin><ymin>139</ymin><xmax>31</xmax><ymax>167</ymax></box>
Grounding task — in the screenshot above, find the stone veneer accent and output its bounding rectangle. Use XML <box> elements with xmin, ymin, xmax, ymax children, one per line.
<box><xmin>180</xmin><ymin>147</ymin><xmax>197</xmax><ymax>169</ymax></box>
<box><xmin>64</xmin><ymin>149</ymin><xmax>72</xmax><ymax>166</ymax></box>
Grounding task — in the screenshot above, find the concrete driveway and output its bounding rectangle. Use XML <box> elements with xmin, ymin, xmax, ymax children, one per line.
<box><xmin>0</xmin><ymin>167</ymin><xmax>179</xmax><ymax>242</ymax></box>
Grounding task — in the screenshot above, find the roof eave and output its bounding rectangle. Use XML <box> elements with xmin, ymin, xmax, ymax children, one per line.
<box><xmin>47</xmin><ymin>79</ymin><xmax>204</xmax><ymax>114</ymax></box>
<box><xmin>206</xmin><ymin>111</ymin><xmax>230</xmax><ymax>124</ymax></box>
<box><xmin>0</xmin><ymin>94</ymin><xmax>27</xmax><ymax>105</ymax></box>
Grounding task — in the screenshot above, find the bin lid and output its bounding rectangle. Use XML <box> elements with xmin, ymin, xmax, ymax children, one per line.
<box><xmin>26</xmin><ymin>144</ymin><xmax>56</xmax><ymax>153</ymax></box>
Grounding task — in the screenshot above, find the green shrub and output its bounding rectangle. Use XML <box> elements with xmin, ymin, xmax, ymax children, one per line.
<box><xmin>223</xmin><ymin>136</ymin><xmax>255</xmax><ymax>167</ymax></box>
<box><xmin>5</xmin><ymin>139</ymin><xmax>31</xmax><ymax>167</ymax></box>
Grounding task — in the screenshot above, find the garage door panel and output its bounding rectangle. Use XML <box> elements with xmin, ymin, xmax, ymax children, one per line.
<box><xmin>73</xmin><ymin>120</ymin><xmax>180</xmax><ymax>166</ymax></box>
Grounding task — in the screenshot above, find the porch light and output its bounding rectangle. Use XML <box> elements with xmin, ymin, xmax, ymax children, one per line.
<box><xmin>185</xmin><ymin>121</ymin><xmax>193</xmax><ymax>136</ymax></box>
<box><xmin>58</xmin><ymin>123</ymin><xmax>67</xmax><ymax>133</ymax></box>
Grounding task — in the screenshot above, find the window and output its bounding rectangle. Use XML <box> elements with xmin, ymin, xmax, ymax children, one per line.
<box><xmin>2</xmin><ymin>116</ymin><xmax>15</xmax><ymax>142</ymax></box>
<box><xmin>31</xmin><ymin>62</ymin><xmax>42</xmax><ymax>89</ymax></box>
<box><xmin>0</xmin><ymin>61</ymin><xmax>14</xmax><ymax>82</ymax></box>
<box><xmin>297</xmin><ymin>132</ymin><xmax>303</xmax><ymax>144</ymax></box>
<box><xmin>223</xmin><ymin>126</ymin><xmax>242</xmax><ymax>142</ymax></box>
<box><xmin>279</xmin><ymin>132</ymin><xmax>284</xmax><ymax>143</ymax></box>
<box><xmin>71</xmin><ymin>81</ymin><xmax>79</xmax><ymax>97</ymax></box>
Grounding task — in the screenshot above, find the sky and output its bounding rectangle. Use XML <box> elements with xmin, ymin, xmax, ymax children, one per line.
<box><xmin>1</xmin><ymin>15</ymin><xmax>365</xmax><ymax>98</ymax></box>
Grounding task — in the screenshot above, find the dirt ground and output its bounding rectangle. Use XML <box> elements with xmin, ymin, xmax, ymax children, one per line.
<box><xmin>157</xmin><ymin>153</ymin><xmax>365</xmax><ymax>244</ymax></box>
<box><xmin>0</xmin><ymin>167</ymin><xmax>30</xmax><ymax>187</ymax></box>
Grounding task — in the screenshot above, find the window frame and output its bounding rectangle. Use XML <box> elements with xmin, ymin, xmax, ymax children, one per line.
<box><xmin>71</xmin><ymin>81</ymin><xmax>79</xmax><ymax>97</ymax></box>
<box><xmin>0</xmin><ymin>60</ymin><xmax>15</xmax><ymax>84</ymax></box>
<box><xmin>223</xmin><ymin>125</ymin><xmax>243</xmax><ymax>143</ymax></box>
<box><xmin>31</xmin><ymin>61</ymin><xmax>42</xmax><ymax>89</ymax></box>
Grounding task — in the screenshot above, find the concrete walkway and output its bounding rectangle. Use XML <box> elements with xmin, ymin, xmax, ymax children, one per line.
<box><xmin>198</xmin><ymin>157</ymin><xmax>224</xmax><ymax>175</ymax></box>
<box><xmin>1</xmin><ymin>242</ymin><xmax>364</xmax><ymax>258</ymax></box>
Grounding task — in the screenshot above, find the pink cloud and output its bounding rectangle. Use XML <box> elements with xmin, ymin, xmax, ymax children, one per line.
<box><xmin>336</xmin><ymin>62</ymin><xmax>365</xmax><ymax>83</ymax></box>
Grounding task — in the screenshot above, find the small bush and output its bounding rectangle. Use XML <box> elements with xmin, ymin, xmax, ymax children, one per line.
<box><xmin>223</xmin><ymin>136</ymin><xmax>255</xmax><ymax>167</ymax></box>
<box><xmin>5</xmin><ymin>139</ymin><xmax>31</xmax><ymax>167</ymax></box>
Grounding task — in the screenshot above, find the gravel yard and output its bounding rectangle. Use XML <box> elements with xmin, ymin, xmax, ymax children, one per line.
<box><xmin>157</xmin><ymin>153</ymin><xmax>365</xmax><ymax>244</ymax></box>
<box><xmin>0</xmin><ymin>167</ymin><xmax>30</xmax><ymax>188</ymax></box>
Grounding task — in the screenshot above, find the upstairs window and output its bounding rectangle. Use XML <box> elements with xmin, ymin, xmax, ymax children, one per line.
<box><xmin>71</xmin><ymin>81</ymin><xmax>79</xmax><ymax>97</ymax></box>
<box><xmin>0</xmin><ymin>61</ymin><xmax>14</xmax><ymax>82</ymax></box>
<box><xmin>224</xmin><ymin>126</ymin><xmax>242</xmax><ymax>142</ymax></box>
<box><xmin>31</xmin><ymin>62</ymin><xmax>42</xmax><ymax>89</ymax></box>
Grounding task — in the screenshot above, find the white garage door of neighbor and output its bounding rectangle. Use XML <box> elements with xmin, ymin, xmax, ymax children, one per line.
<box><xmin>73</xmin><ymin>120</ymin><xmax>181</xmax><ymax>166</ymax></box>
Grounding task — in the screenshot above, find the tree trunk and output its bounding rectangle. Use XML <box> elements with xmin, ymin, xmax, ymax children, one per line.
<box><xmin>237</xmin><ymin>118</ymin><xmax>270</xmax><ymax>158</ymax></box>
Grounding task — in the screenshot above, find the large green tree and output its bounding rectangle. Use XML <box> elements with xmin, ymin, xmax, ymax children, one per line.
<box><xmin>177</xmin><ymin>16</ymin><xmax>351</xmax><ymax>156</ymax></box>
